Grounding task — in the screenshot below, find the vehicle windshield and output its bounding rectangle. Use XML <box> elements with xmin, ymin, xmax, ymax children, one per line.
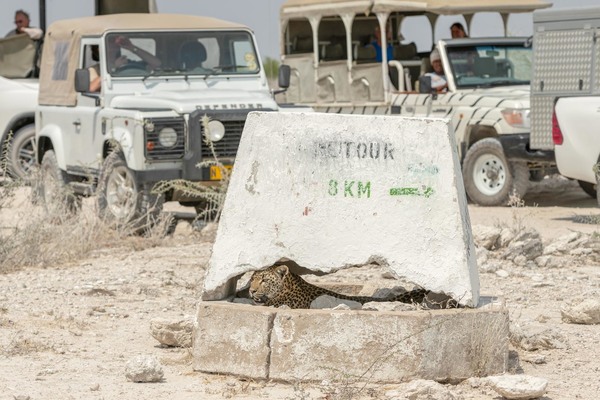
<box><xmin>446</xmin><ymin>43</ymin><xmax>532</xmax><ymax>89</ymax></box>
<box><xmin>105</xmin><ymin>31</ymin><xmax>260</xmax><ymax>78</ymax></box>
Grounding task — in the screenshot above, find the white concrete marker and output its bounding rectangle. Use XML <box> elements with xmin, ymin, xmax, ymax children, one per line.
<box><xmin>202</xmin><ymin>112</ymin><xmax>479</xmax><ymax>306</ymax></box>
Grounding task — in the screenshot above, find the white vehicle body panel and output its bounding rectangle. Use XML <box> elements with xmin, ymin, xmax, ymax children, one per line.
<box><xmin>0</xmin><ymin>77</ymin><xmax>38</xmax><ymax>143</ymax></box>
<box><xmin>554</xmin><ymin>97</ymin><xmax>600</xmax><ymax>184</ymax></box>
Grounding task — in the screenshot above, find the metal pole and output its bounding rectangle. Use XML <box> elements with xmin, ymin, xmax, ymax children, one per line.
<box><xmin>39</xmin><ymin>0</ymin><xmax>46</xmax><ymax>32</ymax></box>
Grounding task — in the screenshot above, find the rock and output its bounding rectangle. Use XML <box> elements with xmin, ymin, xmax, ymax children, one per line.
<box><xmin>479</xmin><ymin>259</ymin><xmax>503</xmax><ymax>273</ymax></box>
<box><xmin>495</xmin><ymin>269</ymin><xmax>509</xmax><ymax>278</ymax></box>
<box><xmin>310</xmin><ymin>295</ymin><xmax>362</xmax><ymax>310</ymax></box>
<box><xmin>487</xmin><ymin>374</ymin><xmax>548</xmax><ymax>399</ymax></box>
<box><xmin>570</xmin><ymin>247</ymin><xmax>592</xmax><ymax>256</ymax></box>
<box><xmin>498</xmin><ymin>227</ymin><xmax>517</xmax><ymax>248</ymax></box>
<box><xmin>503</xmin><ymin>228</ymin><xmax>543</xmax><ymax>261</ymax></box>
<box><xmin>476</xmin><ymin>246</ymin><xmax>490</xmax><ymax>265</ymax></box>
<box><xmin>543</xmin><ymin>232</ymin><xmax>582</xmax><ymax>255</ymax></box>
<box><xmin>124</xmin><ymin>355</ymin><xmax>164</xmax><ymax>383</ymax></box>
<box><xmin>536</xmin><ymin>255</ymin><xmax>568</xmax><ymax>269</ymax></box>
<box><xmin>510</xmin><ymin>324</ymin><xmax>568</xmax><ymax>351</ymax></box>
<box><xmin>472</xmin><ymin>225</ymin><xmax>502</xmax><ymax>250</ymax></box>
<box><xmin>199</xmin><ymin>222</ymin><xmax>218</xmax><ymax>241</ymax></box>
<box><xmin>385</xmin><ymin>379</ymin><xmax>456</xmax><ymax>399</ymax></box>
<box><xmin>513</xmin><ymin>255</ymin><xmax>527</xmax><ymax>266</ymax></box>
<box><xmin>172</xmin><ymin>220</ymin><xmax>194</xmax><ymax>238</ymax></box>
<box><xmin>521</xmin><ymin>353</ymin><xmax>547</xmax><ymax>364</ymax></box>
<box><xmin>561</xmin><ymin>299</ymin><xmax>600</xmax><ymax>324</ymax></box>
<box><xmin>332</xmin><ymin>303</ymin><xmax>351</xmax><ymax>310</ymax></box>
<box><xmin>150</xmin><ymin>316</ymin><xmax>194</xmax><ymax>347</ymax></box>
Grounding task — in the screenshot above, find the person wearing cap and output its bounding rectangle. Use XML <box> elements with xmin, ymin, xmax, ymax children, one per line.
<box><xmin>425</xmin><ymin>48</ymin><xmax>447</xmax><ymax>93</ymax></box>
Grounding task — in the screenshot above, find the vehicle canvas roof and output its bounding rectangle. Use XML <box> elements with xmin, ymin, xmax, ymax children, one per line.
<box><xmin>39</xmin><ymin>13</ymin><xmax>249</xmax><ymax>106</ymax></box>
<box><xmin>280</xmin><ymin>0</ymin><xmax>552</xmax><ymax>19</ymax></box>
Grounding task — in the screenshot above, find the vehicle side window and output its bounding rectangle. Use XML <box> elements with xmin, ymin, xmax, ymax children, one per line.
<box><xmin>82</xmin><ymin>45</ymin><xmax>98</xmax><ymax>69</ymax></box>
<box><xmin>51</xmin><ymin>40</ymin><xmax>69</xmax><ymax>80</ymax></box>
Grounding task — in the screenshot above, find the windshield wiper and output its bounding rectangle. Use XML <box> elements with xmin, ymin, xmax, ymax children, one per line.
<box><xmin>142</xmin><ymin>67</ymin><xmax>173</xmax><ymax>82</ymax></box>
<box><xmin>479</xmin><ymin>80</ymin><xmax>527</xmax><ymax>88</ymax></box>
<box><xmin>203</xmin><ymin>65</ymin><xmax>249</xmax><ymax>80</ymax></box>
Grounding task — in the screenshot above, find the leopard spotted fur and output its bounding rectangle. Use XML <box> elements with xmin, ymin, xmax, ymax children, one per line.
<box><xmin>248</xmin><ymin>264</ymin><xmax>428</xmax><ymax>309</ymax></box>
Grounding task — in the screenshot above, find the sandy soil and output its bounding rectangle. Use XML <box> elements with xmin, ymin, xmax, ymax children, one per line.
<box><xmin>0</xmin><ymin>175</ymin><xmax>599</xmax><ymax>400</ymax></box>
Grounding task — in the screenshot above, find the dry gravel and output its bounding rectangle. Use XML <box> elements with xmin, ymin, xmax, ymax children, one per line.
<box><xmin>1</xmin><ymin>176</ymin><xmax>600</xmax><ymax>400</ymax></box>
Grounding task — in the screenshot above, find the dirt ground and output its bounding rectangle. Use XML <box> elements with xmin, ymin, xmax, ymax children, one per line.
<box><xmin>0</xmin><ymin>175</ymin><xmax>599</xmax><ymax>400</ymax></box>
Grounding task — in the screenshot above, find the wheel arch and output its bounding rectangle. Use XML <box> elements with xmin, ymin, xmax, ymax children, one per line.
<box><xmin>1</xmin><ymin>112</ymin><xmax>35</xmax><ymax>150</ymax></box>
<box><xmin>462</xmin><ymin>125</ymin><xmax>499</xmax><ymax>162</ymax></box>
<box><xmin>36</xmin><ymin>124</ymin><xmax>68</xmax><ymax>170</ymax></box>
<box><xmin>105</xmin><ymin>126</ymin><xmax>137</xmax><ymax>166</ymax></box>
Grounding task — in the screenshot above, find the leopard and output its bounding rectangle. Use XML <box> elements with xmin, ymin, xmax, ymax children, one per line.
<box><xmin>248</xmin><ymin>263</ymin><xmax>429</xmax><ymax>309</ymax></box>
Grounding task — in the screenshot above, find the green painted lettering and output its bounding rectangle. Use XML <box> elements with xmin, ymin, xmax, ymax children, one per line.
<box><xmin>328</xmin><ymin>180</ymin><xmax>338</xmax><ymax>196</ymax></box>
<box><xmin>344</xmin><ymin>181</ymin><xmax>355</xmax><ymax>197</ymax></box>
<box><xmin>357</xmin><ymin>181</ymin><xmax>371</xmax><ymax>198</ymax></box>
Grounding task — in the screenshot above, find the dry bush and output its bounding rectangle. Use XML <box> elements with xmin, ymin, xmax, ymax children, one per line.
<box><xmin>153</xmin><ymin>115</ymin><xmax>230</xmax><ymax>224</ymax></box>
<box><xmin>2</xmin><ymin>332</ymin><xmax>54</xmax><ymax>356</ymax></box>
<box><xmin>0</xmin><ymin>182</ymin><xmax>175</xmax><ymax>273</ymax></box>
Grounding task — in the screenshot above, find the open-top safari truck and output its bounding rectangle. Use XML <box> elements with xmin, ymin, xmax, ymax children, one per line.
<box><xmin>279</xmin><ymin>0</ymin><xmax>554</xmax><ymax>206</ymax></box>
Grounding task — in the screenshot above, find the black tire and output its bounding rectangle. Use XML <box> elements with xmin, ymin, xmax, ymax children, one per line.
<box><xmin>96</xmin><ymin>151</ymin><xmax>164</xmax><ymax>233</ymax></box>
<box><xmin>577</xmin><ymin>180</ymin><xmax>597</xmax><ymax>199</ymax></box>
<box><xmin>7</xmin><ymin>124</ymin><xmax>36</xmax><ymax>181</ymax></box>
<box><xmin>462</xmin><ymin>138</ymin><xmax>529</xmax><ymax>206</ymax></box>
<box><xmin>40</xmin><ymin>150</ymin><xmax>81</xmax><ymax>215</ymax></box>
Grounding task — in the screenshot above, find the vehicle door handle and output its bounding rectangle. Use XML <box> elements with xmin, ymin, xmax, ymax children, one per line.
<box><xmin>73</xmin><ymin>119</ymin><xmax>81</xmax><ymax>127</ymax></box>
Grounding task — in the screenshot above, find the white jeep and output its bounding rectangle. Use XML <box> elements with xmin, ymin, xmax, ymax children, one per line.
<box><xmin>35</xmin><ymin>13</ymin><xmax>290</xmax><ymax>228</ymax></box>
<box><xmin>0</xmin><ymin>34</ymin><xmax>41</xmax><ymax>179</ymax></box>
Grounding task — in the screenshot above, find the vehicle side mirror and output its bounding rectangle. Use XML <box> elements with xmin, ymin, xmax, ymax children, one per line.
<box><xmin>75</xmin><ymin>68</ymin><xmax>90</xmax><ymax>93</ymax></box>
<box><xmin>278</xmin><ymin>64</ymin><xmax>290</xmax><ymax>89</ymax></box>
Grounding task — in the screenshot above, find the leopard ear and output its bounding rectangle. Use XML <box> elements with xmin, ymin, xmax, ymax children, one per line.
<box><xmin>274</xmin><ymin>264</ymin><xmax>289</xmax><ymax>278</ymax></box>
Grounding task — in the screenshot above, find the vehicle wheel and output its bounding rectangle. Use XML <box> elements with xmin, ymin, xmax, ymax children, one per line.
<box><xmin>96</xmin><ymin>151</ymin><xmax>164</xmax><ymax>233</ymax></box>
<box><xmin>40</xmin><ymin>150</ymin><xmax>81</xmax><ymax>215</ymax></box>
<box><xmin>462</xmin><ymin>138</ymin><xmax>529</xmax><ymax>206</ymax></box>
<box><xmin>7</xmin><ymin>124</ymin><xmax>36</xmax><ymax>181</ymax></box>
<box><xmin>577</xmin><ymin>180</ymin><xmax>597</xmax><ymax>199</ymax></box>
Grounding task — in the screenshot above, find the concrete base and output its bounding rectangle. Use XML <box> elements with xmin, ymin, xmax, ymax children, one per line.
<box><xmin>193</xmin><ymin>296</ymin><xmax>508</xmax><ymax>383</ymax></box>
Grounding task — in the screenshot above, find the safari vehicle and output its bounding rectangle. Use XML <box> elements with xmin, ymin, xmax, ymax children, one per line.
<box><xmin>0</xmin><ymin>34</ymin><xmax>41</xmax><ymax>180</ymax></box>
<box><xmin>35</xmin><ymin>14</ymin><xmax>290</xmax><ymax>228</ymax></box>
<box><xmin>279</xmin><ymin>0</ymin><xmax>554</xmax><ymax>206</ymax></box>
<box><xmin>530</xmin><ymin>6</ymin><xmax>600</xmax><ymax>203</ymax></box>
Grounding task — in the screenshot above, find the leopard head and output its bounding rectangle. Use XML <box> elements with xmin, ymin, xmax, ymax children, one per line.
<box><xmin>249</xmin><ymin>264</ymin><xmax>290</xmax><ymax>305</ymax></box>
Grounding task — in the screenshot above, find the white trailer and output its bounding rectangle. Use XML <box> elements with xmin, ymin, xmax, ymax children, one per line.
<box><xmin>530</xmin><ymin>6</ymin><xmax>600</xmax><ymax>198</ymax></box>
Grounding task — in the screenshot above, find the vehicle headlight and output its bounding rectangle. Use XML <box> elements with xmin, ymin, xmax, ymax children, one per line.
<box><xmin>158</xmin><ymin>127</ymin><xmax>178</xmax><ymax>148</ymax></box>
<box><xmin>206</xmin><ymin>120</ymin><xmax>225</xmax><ymax>142</ymax></box>
<box><xmin>501</xmin><ymin>108</ymin><xmax>530</xmax><ymax>129</ymax></box>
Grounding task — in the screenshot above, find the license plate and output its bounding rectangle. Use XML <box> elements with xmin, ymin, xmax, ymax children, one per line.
<box><xmin>209</xmin><ymin>165</ymin><xmax>232</xmax><ymax>180</ymax></box>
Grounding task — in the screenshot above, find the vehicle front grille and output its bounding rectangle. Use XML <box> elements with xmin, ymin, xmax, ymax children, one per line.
<box><xmin>200</xmin><ymin>120</ymin><xmax>245</xmax><ymax>159</ymax></box>
<box><xmin>144</xmin><ymin>117</ymin><xmax>186</xmax><ymax>160</ymax></box>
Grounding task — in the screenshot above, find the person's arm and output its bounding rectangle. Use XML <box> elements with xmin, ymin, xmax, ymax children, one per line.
<box><xmin>89</xmin><ymin>66</ymin><xmax>101</xmax><ymax>92</ymax></box>
<box><xmin>129</xmin><ymin>45</ymin><xmax>162</xmax><ymax>69</ymax></box>
<box><xmin>116</xmin><ymin>36</ymin><xmax>161</xmax><ymax>69</ymax></box>
<box><xmin>21</xmin><ymin>27</ymin><xmax>43</xmax><ymax>40</ymax></box>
